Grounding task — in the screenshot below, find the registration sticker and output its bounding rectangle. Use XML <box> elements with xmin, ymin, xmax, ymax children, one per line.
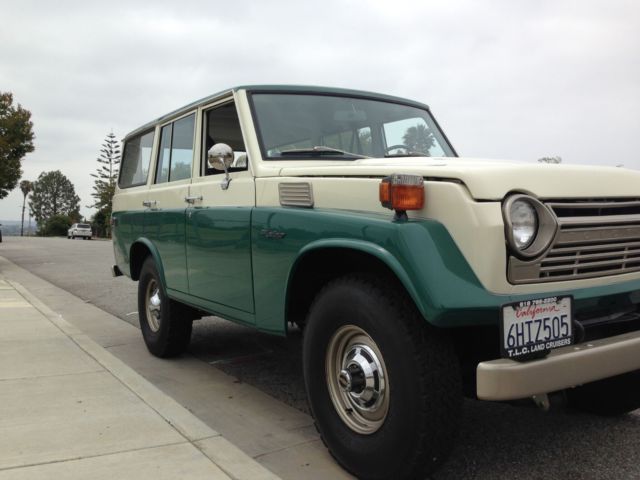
<box><xmin>500</xmin><ymin>296</ymin><xmax>573</xmax><ymax>361</ymax></box>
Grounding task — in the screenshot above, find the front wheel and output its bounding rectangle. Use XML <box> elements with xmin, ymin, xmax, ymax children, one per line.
<box><xmin>137</xmin><ymin>256</ymin><xmax>193</xmax><ymax>357</ymax></box>
<box><xmin>303</xmin><ymin>275</ymin><xmax>462</xmax><ymax>480</ymax></box>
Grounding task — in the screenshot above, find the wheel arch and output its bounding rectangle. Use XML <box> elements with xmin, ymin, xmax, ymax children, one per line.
<box><xmin>285</xmin><ymin>239</ymin><xmax>428</xmax><ymax>330</ymax></box>
<box><xmin>129</xmin><ymin>239</ymin><xmax>167</xmax><ymax>293</ymax></box>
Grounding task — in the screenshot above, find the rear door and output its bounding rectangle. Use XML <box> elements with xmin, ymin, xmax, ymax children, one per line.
<box><xmin>145</xmin><ymin>112</ymin><xmax>196</xmax><ymax>294</ymax></box>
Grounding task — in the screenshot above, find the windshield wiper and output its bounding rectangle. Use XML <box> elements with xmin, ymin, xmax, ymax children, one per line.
<box><xmin>279</xmin><ymin>146</ymin><xmax>369</xmax><ymax>159</ymax></box>
<box><xmin>384</xmin><ymin>151</ymin><xmax>430</xmax><ymax>158</ymax></box>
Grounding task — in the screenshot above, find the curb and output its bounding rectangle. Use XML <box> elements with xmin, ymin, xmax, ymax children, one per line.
<box><xmin>7</xmin><ymin>277</ymin><xmax>280</xmax><ymax>480</ymax></box>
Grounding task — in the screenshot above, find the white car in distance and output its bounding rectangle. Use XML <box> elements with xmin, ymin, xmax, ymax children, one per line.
<box><xmin>68</xmin><ymin>223</ymin><xmax>92</xmax><ymax>240</ymax></box>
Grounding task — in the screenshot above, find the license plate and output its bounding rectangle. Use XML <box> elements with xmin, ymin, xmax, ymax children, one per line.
<box><xmin>500</xmin><ymin>296</ymin><xmax>573</xmax><ymax>360</ymax></box>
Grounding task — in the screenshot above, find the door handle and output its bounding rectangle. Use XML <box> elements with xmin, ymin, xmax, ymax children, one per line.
<box><xmin>142</xmin><ymin>200</ymin><xmax>157</xmax><ymax>208</ymax></box>
<box><xmin>184</xmin><ymin>195</ymin><xmax>203</xmax><ymax>204</ymax></box>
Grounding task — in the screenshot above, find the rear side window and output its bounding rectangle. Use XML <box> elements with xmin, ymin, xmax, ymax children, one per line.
<box><xmin>119</xmin><ymin>130</ymin><xmax>155</xmax><ymax>188</ymax></box>
<box><xmin>155</xmin><ymin>113</ymin><xmax>195</xmax><ymax>183</ymax></box>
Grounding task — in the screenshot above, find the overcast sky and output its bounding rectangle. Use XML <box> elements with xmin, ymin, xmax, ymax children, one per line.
<box><xmin>1</xmin><ymin>0</ymin><xmax>639</xmax><ymax>221</ymax></box>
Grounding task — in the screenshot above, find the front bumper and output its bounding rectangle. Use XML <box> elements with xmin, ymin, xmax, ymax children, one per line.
<box><xmin>476</xmin><ymin>329</ymin><xmax>640</xmax><ymax>401</ymax></box>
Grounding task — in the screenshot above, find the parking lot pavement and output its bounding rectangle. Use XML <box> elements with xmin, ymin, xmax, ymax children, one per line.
<box><xmin>0</xmin><ymin>272</ymin><xmax>280</xmax><ymax>480</ymax></box>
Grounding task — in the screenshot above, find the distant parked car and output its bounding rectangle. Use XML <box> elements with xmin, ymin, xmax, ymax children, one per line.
<box><xmin>68</xmin><ymin>223</ymin><xmax>92</xmax><ymax>240</ymax></box>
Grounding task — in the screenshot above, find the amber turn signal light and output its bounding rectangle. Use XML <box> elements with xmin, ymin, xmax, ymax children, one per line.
<box><xmin>379</xmin><ymin>174</ymin><xmax>425</xmax><ymax>211</ymax></box>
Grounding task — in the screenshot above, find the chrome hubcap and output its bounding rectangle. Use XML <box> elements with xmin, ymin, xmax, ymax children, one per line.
<box><xmin>145</xmin><ymin>279</ymin><xmax>161</xmax><ymax>332</ymax></box>
<box><xmin>326</xmin><ymin>325</ymin><xmax>389</xmax><ymax>434</ymax></box>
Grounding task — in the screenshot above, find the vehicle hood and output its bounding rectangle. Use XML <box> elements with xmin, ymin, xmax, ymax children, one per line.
<box><xmin>275</xmin><ymin>157</ymin><xmax>640</xmax><ymax>200</ymax></box>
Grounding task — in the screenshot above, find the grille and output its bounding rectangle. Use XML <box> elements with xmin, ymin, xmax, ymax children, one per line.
<box><xmin>509</xmin><ymin>199</ymin><xmax>640</xmax><ymax>283</ymax></box>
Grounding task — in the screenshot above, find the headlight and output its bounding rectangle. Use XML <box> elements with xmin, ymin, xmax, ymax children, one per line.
<box><xmin>503</xmin><ymin>194</ymin><xmax>557</xmax><ymax>258</ymax></box>
<box><xmin>509</xmin><ymin>199</ymin><xmax>537</xmax><ymax>249</ymax></box>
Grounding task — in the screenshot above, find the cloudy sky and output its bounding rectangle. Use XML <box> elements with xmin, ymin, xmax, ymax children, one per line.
<box><xmin>1</xmin><ymin>0</ymin><xmax>639</xmax><ymax>221</ymax></box>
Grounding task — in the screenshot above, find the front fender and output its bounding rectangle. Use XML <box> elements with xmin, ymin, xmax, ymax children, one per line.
<box><xmin>251</xmin><ymin>207</ymin><xmax>493</xmax><ymax>333</ymax></box>
<box><xmin>294</xmin><ymin>238</ymin><xmax>427</xmax><ymax>319</ymax></box>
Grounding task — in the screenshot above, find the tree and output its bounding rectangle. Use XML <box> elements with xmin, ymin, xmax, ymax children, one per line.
<box><xmin>0</xmin><ymin>92</ymin><xmax>35</xmax><ymax>198</ymax></box>
<box><xmin>42</xmin><ymin>214</ymin><xmax>73</xmax><ymax>237</ymax></box>
<box><xmin>91</xmin><ymin>209</ymin><xmax>108</xmax><ymax>238</ymax></box>
<box><xmin>29</xmin><ymin>170</ymin><xmax>81</xmax><ymax>231</ymax></box>
<box><xmin>89</xmin><ymin>132</ymin><xmax>120</xmax><ymax>236</ymax></box>
<box><xmin>19</xmin><ymin>179</ymin><xmax>33</xmax><ymax>236</ymax></box>
<box><xmin>538</xmin><ymin>156</ymin><xmax>562</xmax><ymax>164</ymax></box>
<box><xmin>402</xmin><ymin>124</ymin><xmax>435</xmax><ymax>155</ymax></box>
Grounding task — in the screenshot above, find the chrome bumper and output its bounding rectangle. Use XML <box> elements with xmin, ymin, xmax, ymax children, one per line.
<box><xmin>477</xmin><ymin>329</ymin><xmax>640</xmax><ymax>401</ymax></box>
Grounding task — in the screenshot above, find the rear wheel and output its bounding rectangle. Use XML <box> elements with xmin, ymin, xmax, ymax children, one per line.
<box><xmin>303</xmin><ymin>275</ymin><xmax>462</xmax><ymax>480</ymax></box>
<box><xmin>138</xmin><ymin>256</ymin><xmax>194</xmax><ymax>357</ymax></box>
<box><xmin>568</xmin><ymin>370</ymin><xmax>640</xmax><ymax>416</ymax></box>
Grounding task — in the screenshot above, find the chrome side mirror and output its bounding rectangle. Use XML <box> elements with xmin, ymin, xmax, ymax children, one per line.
<box><xmin>207</xmin><ymin>143</ymin><xmax>234</xmax><ymax>190</ymax></box>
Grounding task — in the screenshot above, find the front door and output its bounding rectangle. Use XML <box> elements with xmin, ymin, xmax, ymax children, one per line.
<box><xmin>186</xmin><ymin>99</ymin><xmax>255</xmax><ymax>316</ymax></box>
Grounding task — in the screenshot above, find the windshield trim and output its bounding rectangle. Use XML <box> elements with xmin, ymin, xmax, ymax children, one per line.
<box><xmin>247</xmin><ymin>90</ymin><xmax>458</xmax><ymax>161</ymax></box>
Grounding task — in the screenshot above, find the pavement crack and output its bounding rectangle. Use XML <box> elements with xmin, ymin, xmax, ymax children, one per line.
<box><xmin>252</xmin><ymin>437</ymin><xmax>320</xmax><ymax>460</ymax></box>
<box><xmin>0</xmin><ymin>441</ymin><xmax>189</xmax><ymax>472</ymax></box>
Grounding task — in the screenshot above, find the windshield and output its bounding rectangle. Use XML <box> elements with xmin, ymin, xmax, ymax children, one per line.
<box><xmin>250</xmin><ymin>93</ymin><xmax>455</xmax><ymax>160</ymax></box>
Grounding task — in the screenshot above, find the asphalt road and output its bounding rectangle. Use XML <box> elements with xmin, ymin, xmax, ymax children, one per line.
<box><xmin>2</xmin><ymin>236</ymin><xmax>639</xmax><ymax>480</ymax></box>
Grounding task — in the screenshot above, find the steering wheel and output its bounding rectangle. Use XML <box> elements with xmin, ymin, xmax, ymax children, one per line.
<box><xmin>385</xmin><ymin>144</ymin><xmax>412</xmax><ymax>154</ymax></box>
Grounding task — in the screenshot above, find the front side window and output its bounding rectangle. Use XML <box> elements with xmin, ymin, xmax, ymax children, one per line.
<box><xmin>154</xmin><ymin>113</ymin><xmax>195</xmax><ymax>183</ymax></box>
<box><xmin>119</xmin><ymin>130</ymin><xmax>155</xmax><ymax>188</ymax></box>
<box><xmin>250</xmin><ymin>93</ymin><xmax>454</xmax><ymax>160</ymax></box>
<box><xmin>202</xmin><ymin>102</ymin><xmax>248</xmax><ymax>175</ymax></box>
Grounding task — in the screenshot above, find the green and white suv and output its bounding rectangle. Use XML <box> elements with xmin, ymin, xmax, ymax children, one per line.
<box><xmin>111</xmin><ymin>85</ymin><xmax>640</xmax><ymax>479</ymax></box>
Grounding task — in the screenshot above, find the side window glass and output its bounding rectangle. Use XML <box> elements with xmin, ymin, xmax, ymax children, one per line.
<box><xmin>154</xmin><ymin>113</ymin><xmax>195</xmax><ymax>184</ymax></box>
<box><xmin>119</xmin><ymin>130</ymin><xmax>154</xmax><ymax>188</ymax></box>
<box><xmin>155</xmin><ymin>124</ymin><xmax>172</xmax><ymax>184</ymax></box>
<box><xmin>170</xmin><ymin>114</ymin><xmax>195</xmax><ymax>181</ymax></box>
<box><xmin>203</xmin><ymin>102</ymin><xmax>247</xmax><ymax>175</ymax></box>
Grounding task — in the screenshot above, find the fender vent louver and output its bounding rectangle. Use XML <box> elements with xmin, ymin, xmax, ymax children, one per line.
<box><xmin>279</xmin><ymin>182</ymin><xmax>314</xmax><ymax>208</ymax></box>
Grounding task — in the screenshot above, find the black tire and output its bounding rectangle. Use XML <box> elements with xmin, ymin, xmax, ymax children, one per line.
<box><xmin>303</xmin><ymin>275</ymin><xmax>462</xmax><ymax>480</ymax></box>
<box><xmin>568</xmin><ymin>370</ymin><xmax>640</xmax><ymax>416</ymax></box>
<box><xmin>138</xmin><ymin>256</ymin><xmax>193</xmax><ymax>358</ymax></box>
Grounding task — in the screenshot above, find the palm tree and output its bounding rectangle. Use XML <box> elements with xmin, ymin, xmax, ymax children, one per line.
<box><xmin>19</xmin><ymin>180</ymin><xmax>33</xmax><ymax>236</ymax></box>
<box><xmin>402</xmin><ymin>124</ymin><xmax>435</xmax><ymax>155</ymax></box>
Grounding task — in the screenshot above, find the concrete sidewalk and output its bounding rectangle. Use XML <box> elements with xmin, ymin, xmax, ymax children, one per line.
<box><xmin>0</xmin><ymin>274</ymin><xmax>280</xmax><ymax>480</ymax></box>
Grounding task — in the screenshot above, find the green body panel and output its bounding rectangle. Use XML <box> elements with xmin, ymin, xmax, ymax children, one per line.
<box><xmin>114</xmin><ymin>207</ymin><xmax>640</xmax><ymax>336</ymax></box>
<box><xmin>186</xmin><ymin>207</ymin><xmax>254</xmax><ymax>314</ymax></box>
<box><xmin>145</xmin><ymin>209</ymin><xmax>189</xmax><ymax>293</ymax></box>
<box><xmin>251</xmin><ymin>208</ymin><xmax>640</xmax><ymax>333</ymax></box>
<box><xmin>250</xmin><ymin>208</ymin><xmax>493</xmax><ymax>332</ymax></box>
<box><xmin>112</xmin><ymin>210</ymin><xmax>146</xmax><ymax>274</ymax></box>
